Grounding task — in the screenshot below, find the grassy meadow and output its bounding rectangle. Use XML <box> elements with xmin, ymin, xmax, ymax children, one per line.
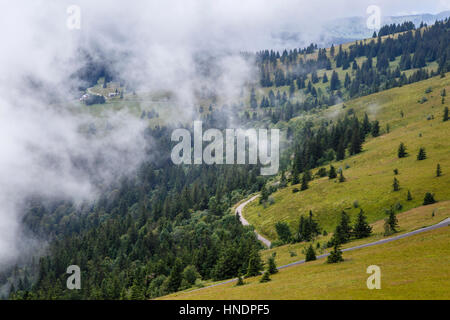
<box><xmin>161</xmin><ymin>226</ymin><xmax>450</xmax><ymax>300</ymax></box>
<box><xmin>244</xmin><ymin>74</ymin><xmax>450</xmax><ymax>241</ymax></box>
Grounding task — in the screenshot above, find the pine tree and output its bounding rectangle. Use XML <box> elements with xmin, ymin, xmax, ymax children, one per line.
<box><xmin>267</xmin><ymin>256</ymin><xmax>278</xmax><ymax>274</ymax></box>
<box><xmin>338</xmin><ymin>170</ymin><xmax>346</xmax><ymax>183</ymax></box>
<box><xmin>444</xmin><ymin>107</ymin><xmax>449</xmax><ymax>122</ymax></box>
<box><xmin>330</xmin><ymin>71</ymin><xmax>340</xmax><ymax>91</ymax></box>
<box><xmin>236</xmin><ymin>274</ymin><xmax>245</xmax><ymax>286</ymax></box>
<box><xmin>167</xmin><ymin>258</ymin><xmax>184</xmax><ymax>293</ymax></box>
<box><xmin>260</xmin><ymin>185</ymin><xmax>269</xmax><ymax>204</ymax></box>
<box><xmin>246</xmin><ymin>250</ymin><xmax>263</xmax><ymax>278</ymax></box>
<box><xmin>327</xmin><ymin>241</ymin><xmax>344</xmax><ymax>264</ymax></box>
<box><xmin>336</xmin><ymin>139</ymin><xmax>345</xmax><ymax>161</ymax></box>
<box><xmin>393</xmin><ymin>177</ymin><xmax>400</xmax><ymax>191</ymax></box>
<box><xmin>250</xmin><ymin>88</ymin><xmax>258</xmax><ymax>109</ymax></box>
<box><xmin>371</xmin><ymin>121</ymin><xmax>380</xmax><ymax>137</ymax></box>
<box><xmin>292</xmin><ymin>166</ymin><xmax>300</xmax><ymax>185</ymax></box>
<box><xmin>436</xmin><ymin>164</ymin><xmax>442</xmax><ymax>177</ymax></box>
<box><xmin>328</xmin><ymin>165</ymin><xmax>337</xmax><ymax>179</ymax></box>
<box><xmin>398</xmin><ymin>143</ymin><xmax>408</xmax><ymax>158</ymax></box>
<box><xmin>407</xmin><ymin>190</ymin><xmax>413</xmax><ymax>201</ymax></box>
<box><xmin>353</xmin><ymin>209</ymin><xmax>372</xmax><ymax>239</ymax></box>
<box><xmin>417</xmin><ymin>147</ymin><xmax>427</xmax><ymax>160</ymax></box>
<box><xmin>259</xmin><ymin>271</ymin><xmax>271</xmax><ymax>283</ymax></box>
<box><xmin>423</xmin><ymin>192</ymin><xmax>436</xmax><ymax>205</ymax></box>
<box><xmin>300</xmin><ymin>173</ymin><xmax>309</xmax><ymax>191</ymax></box>
<box><xmin>350</xmin><ymin>127</ymin><xmax>362</xmax><ymax>155</ymax></box>
<box><xmin>333</xmin><ymin>211</ymin><xmax>352</xmax><ymax>244</ymax></box>
<box><xmin>384</xmin><ymin>210</ymin><xmax>398</xmax><ymax>236</ymax></box>
<box><xmin>362</xmin><ymin>113</ymin><xmax>371</xmax><ymax>135</ymax></box>
<box><xmin>305</xmin><ymin>244</ymin><xmax>317</xmax><ymax>262</ymax></box>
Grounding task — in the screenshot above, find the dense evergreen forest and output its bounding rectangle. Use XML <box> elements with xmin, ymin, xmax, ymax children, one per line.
<box><xmin>2</xmin><ymin>18</ymin><xmax>450</xmax><ymax>300</ymax></box>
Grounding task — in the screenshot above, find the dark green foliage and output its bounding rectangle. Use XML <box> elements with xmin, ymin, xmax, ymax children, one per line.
<box><xmin>275</xmin><ymin>221</ymin><xmax>292</xmax><ymax>244</ymax></box>
<box><xmin>398</xmin><ymin>143</ymin><xmax>408</xmax><ymax>158</ymax></box>
<box><xmin>267</xmin><ymin>256</ymin><xmax>278</xmax><ymax>274</ymax></box>
<box><xmin>300</xmin><ymin>174</ymin><xmax>309</xmax><ymax>191</ymax></box>
<box><xmin>297</xmin><ymin>211</ymin><xmax>320</xmax><ymax>242</ymax></box>
<box><xmin>330</xmin><ymin>71</ymin><xmax>340</xmax><ymax>91</ymax></box>
<box><xmin>328</xmin><ymin>165</ymin><xmax>337</xmax><ymax>179</ymax></box>
<box><xmin>444</xmin><ymin>107</ymin><xmax>449</xmax><ymax>122</ymax></box>
<box><xmin>259</xmin><ymin>271</ymin><xmax>271</xmax><ymax>283</ymax></box>
<box><xmin>423</xmin><ymin>192</ymin><xmax>436</xmax><ymax>205</ymax></box>
<box><xmin>305</xmin><ymin>244</ymin><xmax>317</xmax><ymax>262</ymax></box>
<box><xmin>338</xmin><ymin>171</ymin><xmax>346</xmax><ymax>183</ymax></box>
<box><xmin>407</xmin><ymin>190</ymin><xmax>413</xmax><ymax>201</ymax></box>
<box><xmin>84</xmin><ymin>94</ymin><xmax>106</xmax><ymax>105</ymax></box>
<box><xmin>317</xmin><ymin>167</ymin><xmax>327</xmax><ymax>178</ymax></box>
<box><xmin>384</xmin><ymin>210</ymin><xmax>398</xmax><ymax>236</ymax></box>
<box><xmin>167</xmin><ymin>258</ymin><xmax>184</xmax><ymax>293</ymax></box>
<box><xmin>327</xmin><ymin>241</ymin><xmax>344</xmax><ymax>264</ymax></box>
<box><xmin>436</xmin><ymin>164</ymin><xmax>442</xmax><ymax>177</ymax></box>
<box><xmin>371</xmin><ymin>120</ymin><xmax>380</xmax><ymax>137</ymax></box>
<box><xmin>260</xmin><ymin>185</ymin><xmax>269</xmax><ymax>204</ymax></box>
<box><xmin>292</xmin><ymin>167</ymin><xmax>300</xmax><ymax>185</ymax></box>
<box><xmin>393</xmin><ymin>177</ymin><xmax>400</xmax><ymax>191</ymax></box>
<box><xmin>236</xmin><ymin>274</ymin><xmax>245</xmax><ymax>286</ymax></box>
<box><xmin>417</xmin><ymin>147</ymin><xmax>427</xmax><ymax>160</ymax></box>
<box><xmin>246</xmin><ymin>250</ymin><xmax>263</xmax><ymax>278</ymax></box>
<box><xmin>332</xmin><ymin>211</ymin><xmax>352</xmax><ymax>244</ymax></box>
<box><xmin>393</xmin><ymin>168</ymin><xmax>399</xmax><ymax>175</ymax></box>
<box><xmin>353</xmin><ymin>209</ymin><xmax>372</xmax><ymax>239</ymax></box>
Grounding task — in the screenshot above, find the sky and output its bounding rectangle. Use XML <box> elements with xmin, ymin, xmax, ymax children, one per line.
<box><xmin>0</xmin><ymin>0</ymin><xmax>449</xmax><ymax>270</ymax></box>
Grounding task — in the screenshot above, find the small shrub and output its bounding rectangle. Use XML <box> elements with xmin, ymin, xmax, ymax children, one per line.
<box><xmin>259</xmin><ymin>271</ymin><xmax>271</xmax><ymax>283</ymax></box>
<box><xmin>423</xmin><ymin>193</ymin><xmax>436</xmax><ymax>205</ymax></box>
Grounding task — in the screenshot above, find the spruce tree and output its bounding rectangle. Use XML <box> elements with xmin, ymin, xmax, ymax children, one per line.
<box><xmin>236</xmin><ymin>274</ymin><xmax>245</xmax><ymax>286</ymax></box>
<box><xmin>260</xmin><ymin>185</ymin><xmax>269</xmax><ymax>204</ymax></box>
<box><xmin>353</xmin><ymin>209</ymin><xmax>372</xmax><ymax>239</ymax></box>
<box><xmin>336</xmin><ymin>139</ymin><xmax>346</xmax><ymax>161</ymax></box>
<box><xmin>362</xmin><ymin>113</ymin><xmax>371</xmax><ymax>135</ymax></box>
<box><xmin>417</xmin><ymin>147</ymin><xmax>427</xmax><ymax>160</ymax></box>
<box><xmin>333</xmin><ymin>211</ymin><xmax>352</xmax><ymax>244</ymax></box>
<box><xmin>398</xmin><ymin>142</ymin><xmax>408</xmax><ymax>158</ymax></box>
<box><xmin>393</xmin><ymin>177</ymin><xmax>400</xmax><ymax>191</ymax></box>
<box><xmin>350</xmin><ymin>126</ymin><xmax>362</xmax><ymax>155</ymax></box>
<box><xmin>444</xmin><ymin>107</ymin><xmax>449</xmax><ymax>122</ymax></box>
<box><xmin>407</xmin><ymin>190</ymin><xmax>413</xmax><ymax>201</ymax></box>
<box><xmin>371</xmin><ymin>120</ymin><xmax>380</xmax><ymax>137</ymax></box>
<box><xmin>300</xmin><ymin>173</ymin><xmax>309</xmax><ymax>191</ymax></box>
<box><xmin>384</xmin><ymin>210</ymin><xmax>398</xmax><ymax>236</ymax></box>
<box><xmin>267</xmin><ymin>256</ymin><xmax>278</xmax><ymax>275</ymax></box>
<box><xmin>259</xmin><ymin>271</ymin><xmax>271</xmax><ymax>283</ymax></box>
<box><xmin>305</xmin><ymin>244</ymin><xmax>317</xmax><ymax>262</ymax></box>
<box><xmin>423</xmin><ymin>192</ymin><xmax>436</xmax><ymax>205</ymax></box>
<box><xmin>436</xmin><ymin>164</ymin><xmax>442</xmax><ymax>177</ymax></box>
<box><xmin>292</xmin><ymin>167</ymin><xmax>300</xmax><ymax>185</ymax></box>
<box><xmin>338</xmin><ymin>170</ymin><xmax>346</xmax><ymax>183</ymax></box>
<box><xmin>328</xmin><ymin>165</ymin><xmax>337</xmax><ymax>179</ymax></box>
<box><xmin>246</xmin><ymin>250</ymin><xmax>263</xmax><ymax>278</ymax></box>
<box><xmin>327</xmin><ymin>241</ymin><xmax>344</xmax><ymax>264</ymax></box>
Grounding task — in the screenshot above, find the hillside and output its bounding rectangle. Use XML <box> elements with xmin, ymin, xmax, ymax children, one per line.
<box><xmin>244</xmin><ymin>74</ymin><xmax>450</xmax><ymax>240</ymax></box>
<box><xmin>162</xmin><ymin>226</ymin><xmax>450</xmax><ymax>300</ymax></box>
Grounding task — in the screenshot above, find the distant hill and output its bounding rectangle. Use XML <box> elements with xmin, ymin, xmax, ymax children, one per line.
<box><xmin>273</xmin><ymin>11</ymin><xmax>450</xmax><ymax>47</ymax></box>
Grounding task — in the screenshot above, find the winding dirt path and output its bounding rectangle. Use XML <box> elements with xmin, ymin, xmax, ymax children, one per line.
<box><xmin>235</xmin><ymin>195</ymin><xmax>272</xmax><ymax>248</ymax></box>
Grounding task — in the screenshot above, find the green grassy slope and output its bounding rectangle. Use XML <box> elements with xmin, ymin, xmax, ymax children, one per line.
<box><xmin>244</xmin><ymin>74</ymin><xmax>450</xmax><ymax>240</ymax></box>
<box><xmin>161</xmin><ymin>226</ymin><xmax>450</xmax><ymax>300</ymax></box>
